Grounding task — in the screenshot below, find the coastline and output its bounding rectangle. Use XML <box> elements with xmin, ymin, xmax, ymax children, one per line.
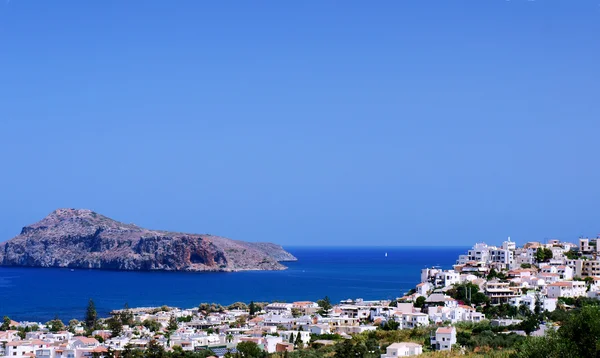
<box><xmin>0</xmin><ymin>246</ymin><xmax>466</xmax><ymax>321</ymax></box>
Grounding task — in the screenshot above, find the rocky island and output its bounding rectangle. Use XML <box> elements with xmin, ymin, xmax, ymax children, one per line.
<box><xmin>0</xmin><ymin>209</ymin><xmax>297</xmax><ymax>272</ymax></box>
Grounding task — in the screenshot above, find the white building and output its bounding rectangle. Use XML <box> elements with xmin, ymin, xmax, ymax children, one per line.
<box><xmin>509</xmin><ymin>292</ymin><xmax>556</xmax><ymax>312</ymax></box>
<box><xmin>401</xmin><ymin>313</ymin><xmax>429</xmax><ymax>329</ymax></box>
<box><xmin>415</xmin><ymin>282</ymin><xmax>431</xmax><ymax>297</ymax></box>
<box><xmin>427</xmin><ymin>305</ymin><xmax>484</xmax><ymax>324</ymax></box>
<box><xmin>502</xmin><ymin>237</ymin><xmax>516</xmax><ymax>251</ymax></box>
<box><xmin>431</xmin><ymin>326</ymin><xmax>456</xmax><ymax>351</ymax></box>
<box><xmin>490</xmin><ymin>249</ymin><xmax>514</xmax><ymax>269</ymax></box>
<box><xmin>279</xmin><ymin>331</ymin><xmax>311</xmax><ymax>346</ymax></box>
<box><xmin>4</xmin><ymin>340</ymin><xmax>50</xmax><ymax>357</ymax></box>
<box><xmin>546</xmin><ymin>281</ymin><xmax>587</xmax><ymax>298</ymax></box>
<box><xmin>485</xmin><ymin>280</ymin><xmax>519</xmax><ymax>304</ymax></box>
<box><xmin>425</xmin><ymin>293</ymin><xmax>458</xmax><ymax>308</ymax></box>
<box><xmin>264</xmin><ymin>303</ymin><xmax>293</xmax><ymax>314</ymax></box>
<box><xmin>263</xmin><ymin>336</ymin><xmax>283</xmax><ymax>353</ymax></box>
<box><xmin>457</xmin><ymin>243</ymin><xmax>493</xmax><ymax>265</ymax></box>
<box><xmin>380</xmin><ymin>342</ymin><xmax>423</xmax><ymax>357</ymax></box>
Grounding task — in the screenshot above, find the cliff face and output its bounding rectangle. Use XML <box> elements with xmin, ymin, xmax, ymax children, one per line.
<box><xmin>0</xmin><ymin>209</ymin><xmax>297</xmax><ymax>272</ymax></box>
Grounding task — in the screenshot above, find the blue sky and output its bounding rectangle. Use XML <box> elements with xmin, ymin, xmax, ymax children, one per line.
<box><xmin>0</xmin><ymin>0</ymin><xmax>599</xmax><ymax>246</ymax></box>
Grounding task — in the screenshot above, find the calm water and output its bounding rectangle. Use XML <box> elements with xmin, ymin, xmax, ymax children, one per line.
<box><xmin>0</xmin><ymin>246</ymin><xmax>465</xmax><ymax>322</ymax></box>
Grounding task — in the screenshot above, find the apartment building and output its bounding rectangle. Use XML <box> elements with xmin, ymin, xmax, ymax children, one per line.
<box><xmin>546</xmin><ymin>281</ymin><xmax>587</xmax><ymax>299</ymax></box>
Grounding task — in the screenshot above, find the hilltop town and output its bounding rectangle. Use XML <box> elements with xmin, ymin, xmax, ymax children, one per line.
<box><xmin>3</xmin><ymin>237</ymin><xmax>600</xmax><ymax>358</ymax></box>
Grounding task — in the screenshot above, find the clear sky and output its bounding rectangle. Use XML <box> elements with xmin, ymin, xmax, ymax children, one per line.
<box><xmin>1</xmin><ymin>1</ymin><xmax>599</xmax><ymax>246</ymax></box>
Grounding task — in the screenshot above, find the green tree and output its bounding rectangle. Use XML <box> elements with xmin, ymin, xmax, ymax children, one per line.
<box><xmin>514</xmin><ymin>305</ymin><xmax>600</xmax><ymax>357</ymax></box>
<box><xmin>317</xmin><ymin>296</ymin><xmax>332</xmax><ymax>317</ymax></box>
<box><xmin>107</xmin><ymin>315</ymin><xmax>123</xmax><ymax>337</ymax></box>
<box><xmin>381</xmin><ymin>319</ymin><xmax>400</xmax><ymax>331</ymax></box>
<box><xmin>122</xmin><ymin>344</ymin><xmax>144</xmax><ymax>358</ymax></box>
<box><xmin>294</xmin><ymin>332</ymin><xmax>303</xmax><ymax>349</ymax></box>
<box><xmin>227</xmin><ymin>302</ymin><xmax>248</xmax><ymax>310</ymax></box>
<box><xmin>142</xmin><ymin>319</ymin><xmax>161</xmax><ymax>332</ymax></box>
<box><xmin>168</xmin><ymin>316</ymin><xmax>178</xmax><ymax>331</ymax></box>
<box><xmin>198</xmin><ymin>303</ymin><xmax>224</xmax><ymax>314</ymax></box>
<box><xmin>447</xmin><ymin>283</ymin><xmax>487</xmax><ymax>305</ymax></box>
<box><xmin>236</xmin><ymin>341</ymin><xmax>262</xmax><ymax>357</ymax></box>
<box><xmin>105</xmin><ymin>347</ymin><xmax>116</xmax><ymax>358</ymax></box>
<box><xmin>535</xmin><ymin>248</ymin><xmax>553</xmax><ymax>263</ymax></box>
<box><xmin>519</xmin><ymin>315</ymin><xmax>540</xmax><ymax>335</ymax></box>
<box><xmin>146</xmin><ymin>340</ymin><xmax>165</xmax><ymax>358</ymax></box>
<box><xmin>514</xmin><ymin>330</ymin><xmax>576</xmax><ymax>358</ymax></box>
<box><xmin>291</xmin><ymin>308</ymin><xmax>302</xmax><ymax>318</ymax></box>
<box><xmin>85</xmin><ymin>299</ymin><xmax>97</xmax><ymax>330</ymax></box>
<box><xmin>414</xmin><ymin>296</ymin><xmax>426</xmax><ymax>308</ymax></box>
<box><xmin>67</xmin><ymin>319</ymin><xmax>79</xmax><ymax>334</ymax></box>
<box><xmin>558</xmin><ymin>305</ymin><xmax>600</xmax><ymax>357</ymax></box>
<box><xmin>289</xmin><ymin>332</ymin><xmax>295</xmax><ymax>343</ymax></box>
<box><xmin>121</xmin><ymin>303</ymin><xmax>135</xmax><ymax>326</ymax></box>
<box><xmin>472</xmin><ymin>292</ymin><xmax>489</xmax><ymax>306</ymax></box>
<box><xmin>46</xmin><ymin>316</ymin><xmax>65</xmax><ymax>333</ymax></box>
<box><xmin>518</xmin><ymin>303</ymin><xmax>531</xmax><ymax>318</ymax></box>
<box><xmin>1</xmin><ymin>316</ymin><xmax>11</xmax><ymax>331</ymax></box>
<box><xmin>249</xmin><ymin>301</ymin><xmax>258</xmax><ymax>316</ymax></box>
<box><xmin>564</xmin><ymin>249</ymin><xmax>579</xmax><ymax>260</ymax></box>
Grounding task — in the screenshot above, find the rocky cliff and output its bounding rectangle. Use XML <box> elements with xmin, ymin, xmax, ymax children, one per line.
<box><xmin>0</xmin><ymin>209</ymin><xmax>297</xmax><ymax>272</ymax></box>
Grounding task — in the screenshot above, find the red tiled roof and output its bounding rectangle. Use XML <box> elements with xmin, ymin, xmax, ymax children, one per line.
<box><xmin>436</xmin><ymin>327</ymin><xmax>455</xmax><ymax>334</ymax></box>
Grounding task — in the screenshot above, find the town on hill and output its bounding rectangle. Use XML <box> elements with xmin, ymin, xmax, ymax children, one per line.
<box><xmin>3</xmin><ymin>237</ymin><xmax>600</xmax><ymax>357</ymax></box>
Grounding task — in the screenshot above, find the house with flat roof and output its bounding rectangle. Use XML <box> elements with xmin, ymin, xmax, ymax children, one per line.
<box><xmin>380</xmin><ymin>342</ymin><xmax>423</xmax><ymax>357</ymax></box>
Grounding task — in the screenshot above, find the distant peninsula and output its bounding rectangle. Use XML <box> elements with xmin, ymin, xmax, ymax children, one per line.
<box><xmin>0</xmin><ymin>209</ymin><xmax>297</xmax><ymax>272</ymax></box>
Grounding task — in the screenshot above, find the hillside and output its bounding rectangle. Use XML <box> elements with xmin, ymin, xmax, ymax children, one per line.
<box><xmin>0</xmin><ymin>209</ymin><xmax>297</xmax><ymax>272</ymax></box>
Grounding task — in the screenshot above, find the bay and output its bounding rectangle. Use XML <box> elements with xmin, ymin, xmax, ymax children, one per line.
<box><xmin>0</xmin><ymin>246</ymin><xmax>465</xmax><ymax>322</ymax></box>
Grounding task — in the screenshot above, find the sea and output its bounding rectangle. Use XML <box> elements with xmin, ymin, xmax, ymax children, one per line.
<box><xmin>0</xmin><ymin>246</ymin><xmax>466</xmax><ymax>322</ymax></box>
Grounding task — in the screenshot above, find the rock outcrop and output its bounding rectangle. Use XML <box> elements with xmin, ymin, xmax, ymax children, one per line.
<box><xmin>0</xmin><ymin>209</ymin><xmax>297</xmax><ymax>272</ymax></box>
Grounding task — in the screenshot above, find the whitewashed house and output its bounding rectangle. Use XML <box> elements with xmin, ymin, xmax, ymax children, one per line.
<box><xmin>264</xmin><ymin>303</ymin><xmax>293</xmax><ymax>315</ymax></box>
<box><xmin>4</xmin><ymin>340</ymin><xmax>50</xmax><ymax>357</ymax></box>
<box><xmin>279</xmin><ymin>331</ymin><xmax>310</xmax><ymax>346</ymax></box>
<box><xmin>380</xmin><ymin>342</ymin><xmax>423</xmax><ymax>357</ymax></box>
<box><xmin>546</xmin><ymin>281</ymin><xmax>586</xmax><ymax>298</ymax></box>
<box><xmin>425</xmin><ymin>294</ymin><xmax>458</xmax><ymax>308</ymax></box>
<box><xmin>401</xmin><ymin>313</ymin><xmax>429</xmax><ymax>329</ymax></box>
<box><xmin>431</xmin><ymin>327</ymin><xmax>456</xmax><ymax>351</ymax></box>
<box><xmin>415</xmin><ymin>282</ymin><xmax>431</xmax><ymax>297</ymax></box>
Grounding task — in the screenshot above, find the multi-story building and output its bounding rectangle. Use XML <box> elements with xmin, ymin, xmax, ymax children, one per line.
<box><xmin>430</xmin><ymin>327</ymin><xmax>456</xmax><ymax>351</ymax></box>
<box><xmin>502</xmin><ymin>237</ymin><xmax>516</xmax><ymax>251</ymax></box>
<box><xmin>457</xmin><ymin>243</ymin><xmax>492</xmax><ymax>265</ymax></box>
<box><xmin>579</xmin><ymin>238</ymin><xmax>599</xmax><ymax>255</ymax></box>
<box><xmin>338</xmin><ymin>305</ymin><xmax>370</xmax><ymax>320</ymax></box>
<box><xmin>434</xmin><ymin>271</ymin><xmax>461</xmax><ymax>288</ymax></box>
<box><xmin>546</xmin><ymin>281</ymin><xmax>587</xmax><ymax>298</ymax></box>
<box><xmin>485</xmin><ymin>280</ymin><xmax>519</xmax><ymax>304</ymax></box>
<box><xmin>509</xmin><ymin>292</ymin><xmax>557</xmax><ymax>313</ymax></box>
<box><xmin>581</xmin><ymin>260</ymin><xmax>600</xmax><ymax>277</ymax></box>
<box><xmin>490</xmin><ymin>249</ymin><xmax>514</xmax><ymax>269</ymax></box>
<box><xmin>567</xmin><ymin>259</ymin><xmax>600</xmax><ymax>278</ymax></box>
<box><xmin>400</xmin><ymin>313</ymin><xmax>429</xmax><ymax>329</ymax></box>
<box><xmin>514</xmin><ymin>248</ymin><xmax>535</xmax><ymax>267</ymax></box>
<box><xmin>4</xmin><ymin>340</ymin><xmax>50</xmax><ymax>357</ymax></box>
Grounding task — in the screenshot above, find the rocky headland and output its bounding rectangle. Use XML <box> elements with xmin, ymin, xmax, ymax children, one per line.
<box><xmin>0</xmin><ymin>209</ymin><xmax>297</xmax><ymax>272</ymax></box>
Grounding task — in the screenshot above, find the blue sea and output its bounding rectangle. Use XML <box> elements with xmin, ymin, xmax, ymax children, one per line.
<box><xmin>0</xmin><ymin>246</ymin><xmax>465</xmax><ymax>322</ymax></box>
